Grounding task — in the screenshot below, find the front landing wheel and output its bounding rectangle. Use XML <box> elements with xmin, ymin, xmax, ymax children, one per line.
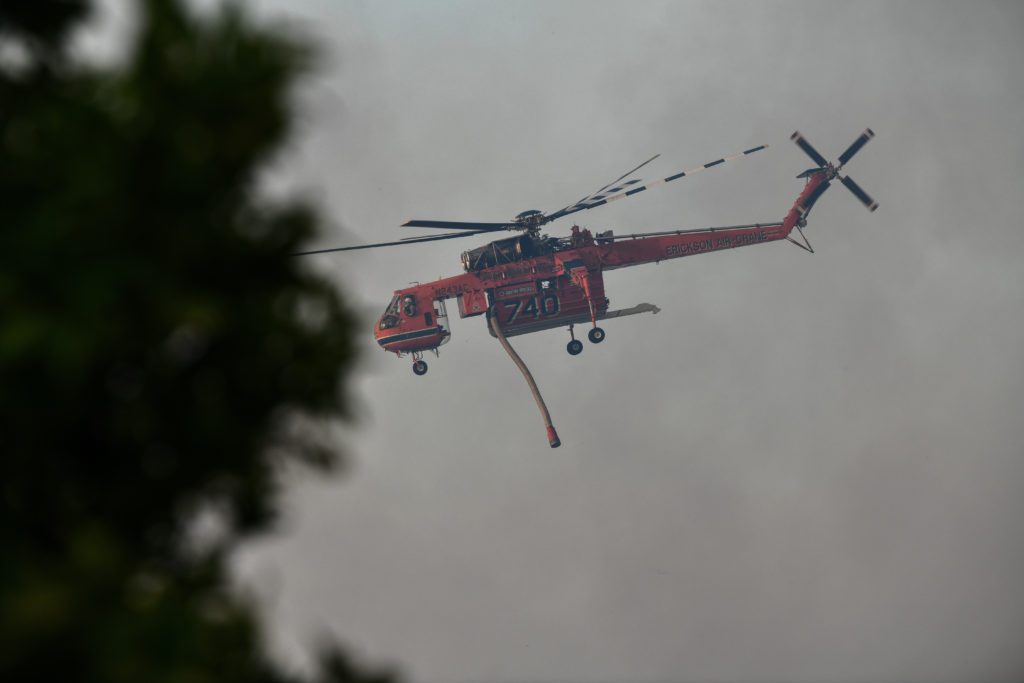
<box><xmin>588</xmin><ymin>327</ymin><xmax>606</xmax><ymax>344</ymax></box>
<box><xmin>412</xmin><ymin>359</ymin><xmax>428</xmax><ymax>375</ymax></box>
<box><xmin>566</xmin><ymin>339</ymin><xmax>584</xmax><ymax>356</ymax></box>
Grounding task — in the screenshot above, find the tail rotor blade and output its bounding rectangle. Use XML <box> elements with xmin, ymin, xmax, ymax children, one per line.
<box><xmin>837</xmin><ymin>128</ymin><xmax>875</xmax><ymax>166</ymax></box>
<box><xmin>790</xmin><ymin>131</ymin><xmax>828</xmax><ymax>168</ymax></box>
<box><xmin>840</xmin><ymin>175</ymin><xmax>879</xmax><ymax>212</ymax></box>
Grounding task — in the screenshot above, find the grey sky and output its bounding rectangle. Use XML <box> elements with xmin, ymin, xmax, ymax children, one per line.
<box><xmin>192</xmin><ymin>1</ymin><xmax>1024</xmax><ymax>681</ymax></box>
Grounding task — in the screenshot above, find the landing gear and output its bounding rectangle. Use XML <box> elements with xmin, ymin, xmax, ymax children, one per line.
<box><xmin>588</xmin><ymin>327</ymin><xmax>606</xmax><ymax>344</ymax></box>
<box><xmin>566</xmin><ymin>324</ymin><xmax>584</xmax><ymax>356</ymax></box>
<box><xmin>407</xmin><ymin>347</ymin><xmax>440</xmax><ymax>376</ymax></box>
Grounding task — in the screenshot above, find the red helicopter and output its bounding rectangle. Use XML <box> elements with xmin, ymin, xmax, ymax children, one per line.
<box><xmin>299</xmin><ymin>130</ymin><xmax>877</xmax><ymax>446</ymax></box>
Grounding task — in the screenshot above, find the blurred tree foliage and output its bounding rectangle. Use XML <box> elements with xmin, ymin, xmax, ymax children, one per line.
<box><xmin>0</xmin><ymin>1</ymin><xmax>394</xmax><ymax>681</ymax></box>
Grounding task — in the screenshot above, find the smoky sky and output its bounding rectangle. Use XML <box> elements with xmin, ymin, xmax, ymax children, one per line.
<box><xmin>167</xmin><ymin>1</ymin><xmax>1024</xmax><ymax>681</ymax></box>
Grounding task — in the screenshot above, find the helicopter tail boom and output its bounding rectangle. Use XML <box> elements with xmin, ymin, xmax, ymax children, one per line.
<box><xmin>594</xmin><ymin>128</ymin><xmax>878</xmax><ymax>269</ymax></box>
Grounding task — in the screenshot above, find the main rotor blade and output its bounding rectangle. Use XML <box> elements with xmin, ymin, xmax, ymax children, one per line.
<box><xmin>837</xmin><ymin>128</ymin><xmax>875</xmax><ymax>166</ymax></box>
<box><xmin>606</xmin><ymin>153</ymin><xmax>662</xmax><ymax>189</ymax></box>
<box><xmin>602</xmin><ymin>221</ymin><xmax>785</xmax><ymax>240</ymax></box>
<box><xmin>401</xmin><ymin>219</ymin><xmax>513</xmax><ymax>231</ymax></box>
<box><xmin>399</xmin><ymin>229</ymin><xmax>495</xmax><ymax>241</ymax></box>
<box><xmin>294</xmin><ymin>229</ymin><xmax>495</xmax><ymax>255</ymax></box>
<box><xmin>568</xmin><ymin>153</ymin><xmax>661</xmax><ymax>208</ymax></box>
<box><xmin>790</xmin><ymin>131</ymin><xmax>828</xmax><ymax>168</ymax></box>
<box><xmin>840</xmin><ymin>175</ymin><xmax>879</xmax><ymax>212</ymax></box>
<box><xmin>545</xmin><ymin>144</ymin><xmax>769</xmax><ymax>223</ymax></box>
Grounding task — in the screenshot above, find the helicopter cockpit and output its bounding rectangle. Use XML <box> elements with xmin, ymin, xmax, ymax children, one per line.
<box><xmin>378</xmin><ymin>292</ymin><xmax>425</xmax><ymax>329</ymax></box>
<box><xmin>378</xmin><ymin>294</ymin><xmax>401</xmax><ymax>330</ymax></box>
<box><xmin>374</xmin><ymin>289</ymin><xmax>451</xmax><ymax>374</ymax></box>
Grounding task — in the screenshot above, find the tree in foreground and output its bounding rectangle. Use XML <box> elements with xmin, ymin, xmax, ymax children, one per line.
<box><xmin>0</xmin><ymin>1</ymin><xmax>393</xmax><ymax>680</ymax></box>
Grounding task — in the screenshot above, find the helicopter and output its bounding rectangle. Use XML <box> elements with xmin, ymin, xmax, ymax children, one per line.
<box><xmin>298</xmin><ymin>130</ymin><xmax>877</xmax><ymax>446</ymax></box>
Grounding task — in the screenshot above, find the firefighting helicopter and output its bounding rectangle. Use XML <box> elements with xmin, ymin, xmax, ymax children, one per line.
<box><xmin>297</xmin><ymin>130</ymin><xmax>877</xmax><ymax>446</ymax></box>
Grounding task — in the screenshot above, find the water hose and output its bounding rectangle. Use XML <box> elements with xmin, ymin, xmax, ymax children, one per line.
<box><xmin>489</xmin><ymin>314</ymin><xmax>561</xmax><ymax>448</ymax></box>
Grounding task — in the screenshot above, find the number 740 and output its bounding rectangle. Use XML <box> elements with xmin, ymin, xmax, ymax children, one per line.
<box><xmin>501</xmin><ymin>293</ymin><xmax>560</xmax><ymax>322</ymax></box>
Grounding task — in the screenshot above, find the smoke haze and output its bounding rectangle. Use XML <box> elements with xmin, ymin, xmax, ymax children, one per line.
<box><xmin>220</xmin><ymin>2</ymin><xmax>1024</xmax><ymax>681</ymax></box>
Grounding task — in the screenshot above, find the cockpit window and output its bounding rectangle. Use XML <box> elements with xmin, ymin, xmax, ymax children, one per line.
<box><xmin>378</xmin><ymin>295</ymin><xmax>400</xmax><ymax>330</ymax></box>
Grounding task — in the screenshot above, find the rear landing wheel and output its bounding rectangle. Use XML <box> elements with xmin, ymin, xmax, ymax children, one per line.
<box><xmin>412</xmin><ymin>359</ymin><xmax>428</xmax><ymax>375</ymax></box>
<box><xmin>566</xmin><ymin>339</ymin><xmax>583</xmax><ymax>356</ymax></box>
<box><xmin>588</xmin><ymin>327</ymin><xmax>606</xmax><ymax>344</ymax></box>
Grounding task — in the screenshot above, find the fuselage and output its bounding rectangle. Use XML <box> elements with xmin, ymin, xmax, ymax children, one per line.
<box><xmin>374</xmin><ymin>170</ymin><xmax>830</xmax><ymax>360</ymax></box>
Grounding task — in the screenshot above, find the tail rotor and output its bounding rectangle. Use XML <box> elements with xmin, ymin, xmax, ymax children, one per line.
<box><xmin>791</xmin><ymin>129</ymin><xmax>878</xmax><ymax>213</ymax></box>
